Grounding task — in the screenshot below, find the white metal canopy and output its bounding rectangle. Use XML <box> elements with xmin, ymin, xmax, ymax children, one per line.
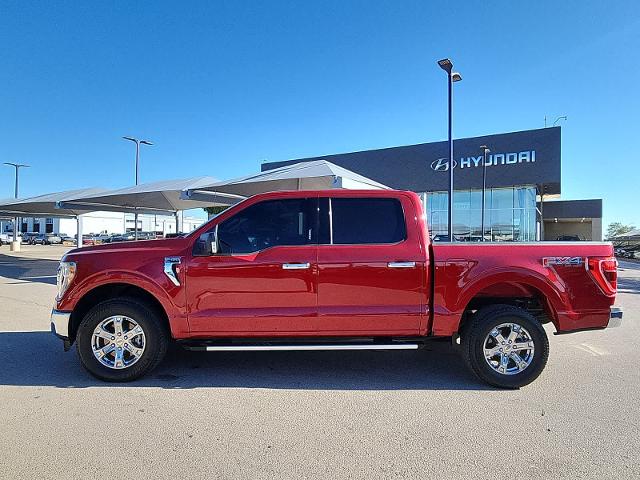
<box><xmin>182</xmin><ymin>160</ymin><xmax>390</xmax><ymax>202</ymax></box>
<box><xmin>57</xmin><ymin>176</ymin><xmax>237</xmax><ymax>214</ymax></box>
<box><xmin>0</xmin><ymin>188</ymin><xmax>111</xmax><ymax>217</ymax></box>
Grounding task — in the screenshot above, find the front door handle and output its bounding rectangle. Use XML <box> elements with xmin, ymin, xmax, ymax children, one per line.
<box><xmin>388</xmin><ymin>261</ymin><xmax>416</xmax><ymax>268</ymax></box>
<box><xmin>282</xmin><ymin>262</ymin><xmax>311</xmax><ymax>270</ymax></box>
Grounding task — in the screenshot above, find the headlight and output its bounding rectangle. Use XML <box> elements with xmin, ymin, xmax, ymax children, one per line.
<box><xmin>56</xmin><ymin>261</ymin><xmax>76</xmax><ymax>300</ymax></box>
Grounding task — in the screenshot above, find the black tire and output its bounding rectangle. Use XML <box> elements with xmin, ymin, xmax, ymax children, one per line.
<box><xmin>461</xmin><ymin>304</ymin><xmax>549</xmax><ymax>389</ymax></box>
<box><xmin>76</xmin><ymin>297</ymin><xmax>169</xmax><ymax>382</ymax></box>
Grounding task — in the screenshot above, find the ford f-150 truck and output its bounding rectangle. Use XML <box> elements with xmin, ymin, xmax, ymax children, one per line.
<box><xmin>51</xmin><ymin>190</ymin><xmax>622</xmax><ymax>388</ymax></box>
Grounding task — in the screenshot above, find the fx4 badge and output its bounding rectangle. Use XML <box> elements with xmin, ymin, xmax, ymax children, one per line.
<box><xmin>542</xmin><ymin>256</ymin><xmax>584</xmax><ymax>267</ymax></box>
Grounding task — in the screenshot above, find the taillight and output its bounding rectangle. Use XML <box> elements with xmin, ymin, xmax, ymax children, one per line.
<box><xmin>587</xmin><ymin>257</ymin><xmax>618</xmax><ymax>296</ymax></box>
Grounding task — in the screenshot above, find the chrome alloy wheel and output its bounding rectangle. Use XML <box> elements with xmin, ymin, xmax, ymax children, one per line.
<box><xmin>91</xmin><ymin>316</ymin><xmax>146</xmax><ymax>370</ymax></box>
<box><xmin>483</xmin><ymin>322</ymin><xmax>535</xmax><ymax>375</ymax></box>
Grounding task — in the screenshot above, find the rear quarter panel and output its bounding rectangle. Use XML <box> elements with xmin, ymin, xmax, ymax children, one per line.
<box><xmin>430</xmin><ymin>242</ymin><xmax>616</xmax><ymax>336</ymax></box>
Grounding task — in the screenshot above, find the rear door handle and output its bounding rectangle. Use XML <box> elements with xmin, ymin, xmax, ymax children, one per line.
<box><xmin>282</xmin><ymin>262</ymin><xmax>311</xmax><ymax>270</ymax></box>
<box><xmin>387</xmin><ymin>261</ymin><xmax>416</xmax><ymax>268</ymax></box>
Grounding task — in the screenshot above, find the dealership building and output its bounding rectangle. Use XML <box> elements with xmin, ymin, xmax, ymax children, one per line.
<box><xmin>263</xmin><ymin>126</ymin><xmax>603</xmax><ymax>241</ymax></box>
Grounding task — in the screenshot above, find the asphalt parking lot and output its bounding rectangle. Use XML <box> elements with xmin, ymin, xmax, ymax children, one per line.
<box><xmin>0</xmin><ymin>245</ymin><xmax>638</xmax><ymax>479</ymax></box>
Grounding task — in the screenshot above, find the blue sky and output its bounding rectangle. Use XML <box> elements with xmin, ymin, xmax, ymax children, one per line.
<box><xmin>0</xmin><ymin>1</ymin><xmax>638</xmax><ymax>227</ymax></box>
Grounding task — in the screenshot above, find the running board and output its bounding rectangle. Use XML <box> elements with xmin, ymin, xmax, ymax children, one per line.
<box><xmin>183</xmin><ymin>343</ymin><xmax>420</xmax><ymax>352</ymax></box>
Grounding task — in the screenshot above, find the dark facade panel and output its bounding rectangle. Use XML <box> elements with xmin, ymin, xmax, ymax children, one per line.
<box><xmin>263</xmin><ymin>127</ymin><xmax>562</xmax><ymax>194</ymax></box>
<box><xmin>542</xmin><ymin>199</ymin><xmax>602</xmax><ymax>219</ymax></box>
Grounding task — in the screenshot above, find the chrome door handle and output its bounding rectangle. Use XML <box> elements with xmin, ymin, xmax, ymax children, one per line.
<box><xmin>282</xmin><ymin>262</ymin><xmax>311</xmax><ymax>270</ymax></box>
<box><xmin>387</xmin><ymin>261</ymin><xmax>416</xmax><ymax>268</ymax></box>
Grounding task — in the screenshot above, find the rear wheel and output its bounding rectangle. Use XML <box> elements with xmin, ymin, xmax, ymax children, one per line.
<box><xmin>76</xmin><ymin>298</ymin><xmax>168</xmax><ymax>382</ymax></box>
<box><xmin>461</xmin><ymin>304</ymin><xmax>549</xmax><ymax>388</ymax></box>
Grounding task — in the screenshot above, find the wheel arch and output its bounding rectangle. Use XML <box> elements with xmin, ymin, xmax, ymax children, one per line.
<box><xmin>453</xmin><ymin>269</ymin><xmax>564</xmax><ymax>335</ymax></box>
<box><xmin>68</xmin><ymin>283</ymin><xmax>172</xmax><ymax>344</ymax></box>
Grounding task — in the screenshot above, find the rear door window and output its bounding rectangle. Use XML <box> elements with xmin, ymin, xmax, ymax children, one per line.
<box><xmin>330</xmin><ymin>197</ymin><xmax>406</xmax><ymax>245</ymax></box>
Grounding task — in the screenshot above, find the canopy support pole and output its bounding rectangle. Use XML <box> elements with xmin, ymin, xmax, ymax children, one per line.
<box><xmin>9</xmin><ymin>216</ymin><xmax>21</xmax><ymax>251</ymax></box>
<box><xmin>175</xmin><ymin>211</ymin><xmax>180</xmax><ymax>234</ymax></box>
<box><xmin>76</xmin><ymin>215</ymin><xmax>83</xmax><ymax>248</ymax></box>
<box><xmin>134</xmin><ymin>209</ymin><xmax>139</xmax><ymax>240</ymax></box>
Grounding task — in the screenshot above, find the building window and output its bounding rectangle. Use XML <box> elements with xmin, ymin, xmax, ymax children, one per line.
<box><xmin>423</xmin><ymin>186</ymin><xmax>537</xmax><ymax>242</ymax></box>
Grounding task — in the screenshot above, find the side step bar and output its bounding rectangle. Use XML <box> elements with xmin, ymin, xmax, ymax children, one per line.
<box><xmin>183</xmin><ymin>343</ymin><xmax>420</xmax><ymax>352</ymax></box>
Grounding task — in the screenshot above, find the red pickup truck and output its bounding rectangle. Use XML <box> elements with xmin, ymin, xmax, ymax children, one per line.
<box><xmin>51</xmin><ymin>190</ymin><xmax>622</xmax><ymax>388</ymax></box>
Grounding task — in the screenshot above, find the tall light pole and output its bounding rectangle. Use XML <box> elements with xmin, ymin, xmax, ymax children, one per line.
<box><xmin>3</xmin><ymin>162</ymin><xmax>30</xmax><ymax>243</ymax></box>
<box><xmin>553</xmin><ymin>116</ymin><xmax>567</xmax><ymax>127</ymax></box>
<box><xmin>479</xmin><ymin>146</ymin><xmax>490</xmax><ymax>242</ymax></box>
<box><xmin>545</xmin><ymin>115</ymin><xmax>567</xmax><ymax>127</ymax></box>
<box><xmin>122</xmin><ymin>136</ymin><xmax>153</xmax><ymax>240</ymax></box>
<box><xmin>437</xmin><ymin>58</ymin><xmax>462</xmax><ymax>241</ymax></box>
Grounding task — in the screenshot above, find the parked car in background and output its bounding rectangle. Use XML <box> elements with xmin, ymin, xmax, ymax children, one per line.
<box><xmin>109</xmin><ymin>233</ymin><xmax>136</xmax><ymax>243</ymax></box>
<box><xmin>21</xmin><ymin>232</ymin><xmax>37</xmax><ymax>244</ymax></box>
<box><xmin>100</xmin><ymin>234</ymin><xmax>116</xmax><ymax>243</ymax></box>
<box><xmin>615</xmin><ymin>248</ymin><xmax>638</xmax><ymax>259</ymax></box>
<box><xmin>90</xmin><ymin>234</ymin><xmax>112</xmax><ymax>244</ymax></box>
<box><xmin>46</xmin><ymin>234</ymin><xmax>63</xmax><ymax>245</ymax></box>
<box><xmin>83</xmin><ymin>236</ymin><xmax>102</xmax><ymax>246</ymax></box>
<box><xmin>30</xmin><ymin>233</ymin><xmax>52</xmax><ymax>245</ymax></box>
<box><xmin>0</xmin><ymin>232</ymin><xmax>10</xmax><ymax>245</ymax></box>
<box><xmin>51</xmin><ymin>189</ymin><xmax>622</xmax><ymax>388</ymax></box>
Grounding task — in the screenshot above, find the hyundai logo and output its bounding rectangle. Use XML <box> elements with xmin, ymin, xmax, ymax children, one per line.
<box><xmin>430</xmin><ymin>150</ymin><xmax>537</xmax><ymax>172</ymax></box>
<box><xmin>430</xmin><ymin>158</ymin><xmax>457</xmax><ymax>172</ymax></box>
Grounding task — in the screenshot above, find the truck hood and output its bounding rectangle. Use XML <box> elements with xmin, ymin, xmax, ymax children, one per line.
<box><xmin>63</xmin><ymin>238</ymin><xmax>188</xmax><ymax>259</ymax></box>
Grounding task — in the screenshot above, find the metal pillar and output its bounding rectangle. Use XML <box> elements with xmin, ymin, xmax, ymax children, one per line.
<box><xmin>480</xmin><ymin>146</ymin><xmax>490</xmax><ymax>242</ymax></box>
<box><xmin>76</xmin><ymin>215</ymin><xmax>83</xmax><ymax>248</ymax></box>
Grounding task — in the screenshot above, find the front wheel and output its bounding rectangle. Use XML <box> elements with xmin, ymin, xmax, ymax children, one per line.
<box><xmin>461</xmin><ymin>304</ymin><xmax>549</xmax><ymax>389</ymax></box>
<box><xmin>76</xmin><ymin>298</ymin><xmax>169</xmax><ymax>382</ymax></box>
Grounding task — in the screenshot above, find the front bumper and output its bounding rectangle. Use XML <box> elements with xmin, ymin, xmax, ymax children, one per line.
<box><xmin>607</xmin><ymin>307</ymin><xmax>623</xmax><ymax>328</ymax></box>
<box><xmin>50</xmin><ymin>309</ymin><xmax>71</xmax><ymax>339</ymax></box>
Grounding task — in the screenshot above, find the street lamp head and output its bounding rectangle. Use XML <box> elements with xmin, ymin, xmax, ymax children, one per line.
<box><xmin>123</xmin><ymin>136</ymin><xmax>153</xmax><ymax>146</ymax></box>
<box><xmin>3</xmin><ymin>162</ymin><xmax>30</xmax><ymax>168</ymax></box>
<box><xmin>451</xmin><ymin>72</ymin><xmax>462</xmax><ymax>82</ymax></box>
<box><xmin>437</xmin><ymin>58</ymin><xmax>453</xmax><ymax>73</ymax></box>
<box><xmin>553</xmin><ymin>116</ymin><xmax>567</xmax><ymax>126</ymax></box>
<box><xmin>480</xmin><ymin>145</ymin><xmax>490</xmax><ymax>152</ymax></box>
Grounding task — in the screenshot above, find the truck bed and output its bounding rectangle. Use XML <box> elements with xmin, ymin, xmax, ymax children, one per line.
<box><xmin>429</xmin><ymin>242</ymin><xmax>617</xmax><ymax>336</ymax></box>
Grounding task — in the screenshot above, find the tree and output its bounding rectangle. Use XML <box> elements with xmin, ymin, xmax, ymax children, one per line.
<box><xmin>203</xmin><ymin>206</ymin><xmax>229</xmax><ymax>218</ymax></box>
<box><xmin>606</xmin><ymin>222</ymin><xmax>635</xmax><ymax>240</ymax></box>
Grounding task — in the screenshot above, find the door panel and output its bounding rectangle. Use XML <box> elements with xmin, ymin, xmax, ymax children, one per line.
<box><xmin>316</xmin><ymin>196</ymin><xmax>427</xmax><ymax>335</ymax></box>
<box><xmin>317</xmin><ymin>245</ymin><xmax>425</xmax><ymax>334</ymax></box>
<box><xmin>186</xmin><ymin>196</ymin><xmax>319</xmax><ymax>336</ymax></box>
<box><xmin>186</xmin><ymin>246</ymin><xmax>317</xmax><ymax>334</ymax></box>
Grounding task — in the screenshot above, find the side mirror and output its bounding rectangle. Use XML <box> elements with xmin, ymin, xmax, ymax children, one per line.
<box><xmin>194</xmin><ymin>226</ymin><xmax>218</xmax><ymax>256</ymax></box>
<box><xmin>210</xmin><ymin>226</ymin><xmax>218</xmax><ymax>254</ymax></box>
